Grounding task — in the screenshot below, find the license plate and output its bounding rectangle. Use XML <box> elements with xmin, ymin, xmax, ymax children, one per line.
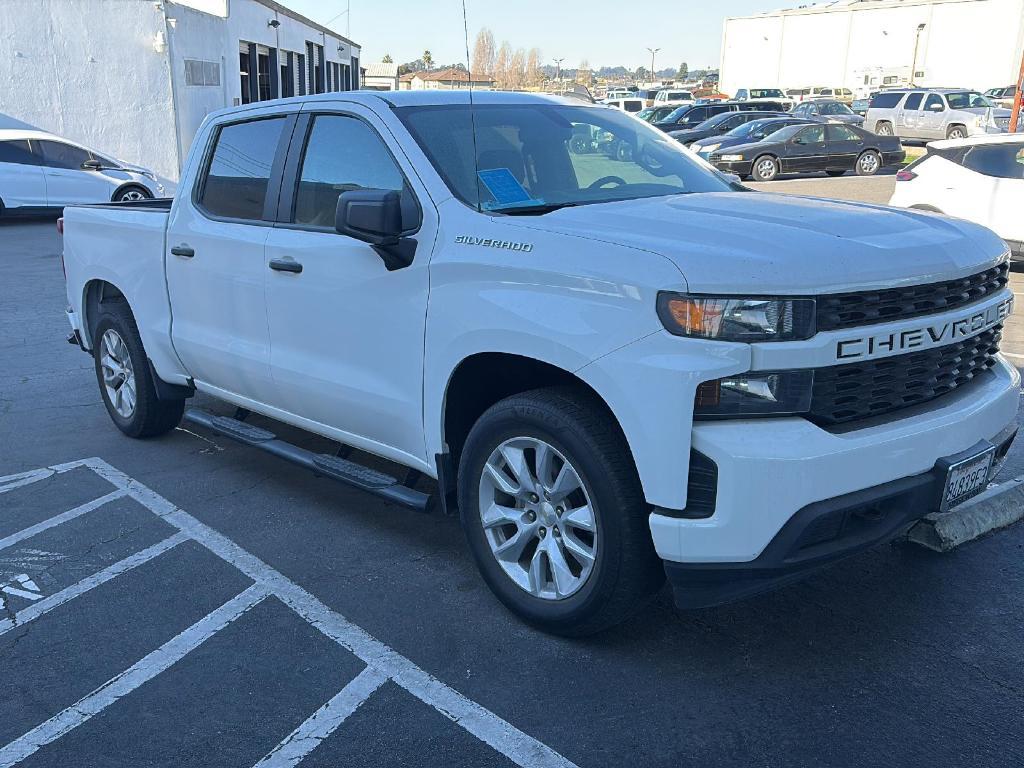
<box><xmin>940</xmin><ymin>447</ymin><xmax>995</xmax><ymax>512</ymax></box>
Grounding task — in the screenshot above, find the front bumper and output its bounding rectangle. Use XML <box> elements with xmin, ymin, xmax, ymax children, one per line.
<box><xmin>710</xmin><ymin>159</ymin><xmax>754</xmax><ymax>176</ymax></box>
<box><xmin>651</xmin><ymin>357</ymin><xmax>1020</xmax><ymax>604</ymax></box>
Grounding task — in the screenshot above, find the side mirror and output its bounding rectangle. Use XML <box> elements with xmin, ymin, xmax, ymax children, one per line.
<box><xmin>335</xmin><ymin>189</ymin><xmax>415</xmax><ymax>271</ymax></box>
<box><xmin>81</xmin><ymin>159</ymin><xmax>103</xmax><ymax>171</ymax></box>
<box><xmin>792</xmin><ymin>137</ymin><xmax>806</xmax><ymax>145</ymax></box>
<box><xmin>929</xmin><ymin>103</ymin><xmax>944</xmax><ymax>111</ymax></box>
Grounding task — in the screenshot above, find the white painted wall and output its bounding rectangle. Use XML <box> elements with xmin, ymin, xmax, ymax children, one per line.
<box><xmin>720</xmin><ymin>0</ymin><xmax>1024</xmax><ymax>97</ymax></box>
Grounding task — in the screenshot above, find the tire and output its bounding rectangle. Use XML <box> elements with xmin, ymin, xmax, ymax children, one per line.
<box><xmin>825</xmin><ymin>169</ymin><xmax>846</xmax><ymax>177</ymax></box>
<box><xmin>752</xmin><ymin>154</ymin><xmax>779</xmax><ymax>182</ymax></box>
<box><xmin>92</xmin><ymin>301</ymin><xmax>184</xmax><ymax>438</ymax></box>
<box><xmin>946</xmin><ymin>124</ymin><xmax>967</xmax><ymax>140</ymax></box>
<box><xmin>457</xmin><ymin>387</ymin><xmax>664</xmax><ymax>636</ymax></box>
<box><xmin>615</xmin><ymin>141</ymin><xmax>633</xmax><ymax>162</ymax></box>
<box><xmin>569</xmin><ymin>135</ymin><xmax>589</xmax><ymax>154</ymax></box>
<box><xmin>855</xmin><ymin>149</ymin><xmax>881</xmax><ymax>176</ymax></box>
<box><xmin>875</xmin><ymin>121</ymin><xmax>894</xmax><ymax>136</ymax></box>
<box><xmin>114</xmin><ymin>186</ymin><xmax>151</xmax><ymax>203</ymax></box>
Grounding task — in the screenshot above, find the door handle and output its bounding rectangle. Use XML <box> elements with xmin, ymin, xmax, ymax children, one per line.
<box><xmin>269</xmin><ymin>257</ymin><xmax>303</xmax><ymax>274</ymax></box>
<box><xmin>171</xmin><ymin>245</ymin><xmax>194</xmax><ymax>258</ymax></box>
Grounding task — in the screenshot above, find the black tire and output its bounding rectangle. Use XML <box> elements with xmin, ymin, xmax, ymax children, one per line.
<box><xmin>946</xmin><ymin>124</ymin><xmax>967</xmax><ymax>140</ymax></box>
<box><xmin>457</xmin><ymin>387</ymin><xmax>664</xmax><ymax>636</ymax></box>
<box><xmin>855</xmin><ymin>149</ymin><xmax>881</xmax><ymax>176</ymax></box>
<box><xmin>875</xmin><ymin>121</ymin><xmax>894</xmax><ymax>136</ymax></box>
<box><xmin>114</xmin><ymin>186</ymin><xmax>151</xmax><ymax>203</ymax></box>
<box><xmin>92</xmin><ymin>301</ymin><xmax>184</xmax><ymax>438</ymax></box>
<box><xmin>825</xmin><ymin>169</ymin><xmax>846</xmax><ymax>177</ymax></box>
<box><xmin>752</xmin><ymin>154</ymin><xmax>779</xmax><ymax>181</ymax></box>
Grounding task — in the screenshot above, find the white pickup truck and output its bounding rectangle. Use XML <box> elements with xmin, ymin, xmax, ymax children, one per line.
<box><xmin>61</xmin><ymin>91</ymin><xmax>1019</xmax><ymax>635</ymax></box>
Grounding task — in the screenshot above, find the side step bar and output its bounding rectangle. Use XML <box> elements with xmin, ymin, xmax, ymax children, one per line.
<box><xmin>183</xmin><ymin>408</ymin><xmax>430</xmax><ymax>512</ymax></box>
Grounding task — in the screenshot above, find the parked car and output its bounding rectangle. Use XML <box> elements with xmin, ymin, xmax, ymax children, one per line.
<box><xmin>709</xmin><ymin>122</ymin><xmax>904</xmax><ymax>181</ymax></box>
<box><xmin>690</xmin><ymin>116</ymin><xmax>817</xmax><ymax>160</ymax></box>
<box><xmin>60</xmin><ymin>91</ymin><xmax>1017</xmax><ymax>633</ymax></box>
<box><xmin>603</xmin><ymin>97</ymin><xmax>645</xmax><ymax>114</ymax></box>
<box><xmin>636</xmin><ymin>105</ymin><xmax>678</xmax><ymax>124</ymax></box>
<box><xmin>889</xmin><ymin>134</ymin><xmax>1024</xmax><ymax>261</ymax></box>
<box><xmin>653</xmin><ymin>89</ymin><xmax>695</xmax><ymax>106</ymax></box>
<box><xmin>866</xmin><ymin>88</ymin><xmax>1016</xmax><ymax>140</ymax></box>
<box><xmin>791</xmin><ymin>99</ymin><xmax>865</xmax><ymax>126</ymax></box>
<box><xmin>604</xmin><ymin>88</ymin><xmax>633</xmax><ymax>101</ymax></box>
<box><xmin>984</xmin><ymin>86</ymin><xmax>1018</xmax><ymax>108</ymax></box>
<box><xmin>0</xmin><ymin>129</ymin><xmax>163</xmax><ymax>216</ymax></box>
<box><xmin>639</xmin><ymin>88</ymin><xmax>664</xmax><ymax>107</ymax></box>
<box><xmin>850</xmin><ymin>96</ymin><xmax>875</xmax><ymax>116</ymax></box>
<box><xmin>733</xmin><ymin>88</ymin><xmax>793</xmax><ymax>109</ymax></box>
<box><xmin>667</xmin><ymin>110</ymin><xmax>786</xmax><ymax>146</ymax></box>
<box><xmin>653</xmin><ymin>100</ymin><xmax>788</xmax><ymax>132</ymax></box>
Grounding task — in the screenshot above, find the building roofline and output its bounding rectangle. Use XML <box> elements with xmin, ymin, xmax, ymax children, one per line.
<box><xmin>723</xmin><ymin>0</ymin><xmax>994</xmax><ymax>22</ymax></box>
<box><xmin>252</xmin><ymin>0</ymin><xmax>359</xmax><ymax>48</ymax></box>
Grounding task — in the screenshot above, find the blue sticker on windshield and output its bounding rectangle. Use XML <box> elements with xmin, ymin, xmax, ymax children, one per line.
<box><xmin>477</xmin><ymin>168</ymin><xmax>535</xmax><ymax>208</ymax></box>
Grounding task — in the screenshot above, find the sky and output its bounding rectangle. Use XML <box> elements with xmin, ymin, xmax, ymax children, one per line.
<box><xmin>284</xmin><ymin>0</ymin><xmax>790</xmax><ymax>71</ymax></box>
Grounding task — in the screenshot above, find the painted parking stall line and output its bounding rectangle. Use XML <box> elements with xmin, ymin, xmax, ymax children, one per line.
<box><xmin>0</xmin><ymin>458</ymin><xmax>579</xmax><ymax>768</ymax></box>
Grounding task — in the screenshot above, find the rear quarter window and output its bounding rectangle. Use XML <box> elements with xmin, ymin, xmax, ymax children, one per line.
<box><xmin>960</xmin><ymin>144</ymin><xmax>1024</xmax><ymax>179</ymax></box>
<box><xmin>0</xmin><ymin>139</ymin><xmax>35</xmax><ymax>165</ymax></box>
<box><xmin>870</xmin><ymin>92</ymin><xmax>904</xmax><ymax>109</ymax></box>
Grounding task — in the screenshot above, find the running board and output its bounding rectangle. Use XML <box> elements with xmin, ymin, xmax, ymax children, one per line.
<box><xmin>183</xmin><ymin>408</ymin><xmax>430</xmax><ymax>512</ymax></box>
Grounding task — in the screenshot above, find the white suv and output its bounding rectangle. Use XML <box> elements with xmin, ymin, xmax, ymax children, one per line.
<box><xmin>0</xmin><ymin>129</ymin><xmax>162</xmax><ymax>216</ymax></box>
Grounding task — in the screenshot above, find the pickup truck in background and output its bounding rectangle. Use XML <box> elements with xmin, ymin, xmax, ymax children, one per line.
<box><xmin>61</xmin><ymin>91</ymin><xmax>1019</xmax><ymax>635</ymax></box>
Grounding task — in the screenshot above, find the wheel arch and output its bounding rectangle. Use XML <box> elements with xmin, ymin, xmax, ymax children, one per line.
<box><xmin>110</xmin><ymin>182</ymin><xmax>152</xmax><ymax>202</ymax></box>
<box><xmin>82</xmin><ymin>278</ymin><xmax>129</xmax><ymax>349</ymax></box>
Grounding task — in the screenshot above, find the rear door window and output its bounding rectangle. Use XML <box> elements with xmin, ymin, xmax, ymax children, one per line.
<box><xmin>0</xmin><ymin>139</ymin><xmax>35</xmax><ymax>166</ymax></box>
<box><xmin>902</xmin><ymin>93</ymin><xmax>924</xmax><ymax>111</ymax></box>
<box><xmin>199</xmin><ymin>116</ymin><xmax>287</xmax><ymax>221</ymax></box>
<box><xmin>826</xmin><ymin>125</ymin><xmax>861</xmax><ymax>141</ymax></box>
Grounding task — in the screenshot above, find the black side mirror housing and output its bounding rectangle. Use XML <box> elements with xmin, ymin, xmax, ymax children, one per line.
<box><xmin>81</xmin><ymin>159</ymin><xmax>103</xmax><ymax>171</ymax></box>
<box><xmin>335</xmin><ymin>188</ymin><xmax>416</xmax><ymax>270</ymax></box>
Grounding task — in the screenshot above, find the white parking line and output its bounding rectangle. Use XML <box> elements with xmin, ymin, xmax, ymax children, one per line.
<box><xmin>0</xmin><ymin>583</ymin><xmax>269</xmax><ymax>768</ymax></box>
<box><xmin>0</xmin><ymin>490</ymin><xmax>125</xmax><ymax>552</ymax></box>
<box><xmin>0</xmin><ymin>469</ymin><xmax>54</xmax><ymax>495</ymax></box>
<box><xmin>0</xmin><ymin>458</ymin><xmax>580</xmax><ymax>768</ymax></box>
<box><xmin>0</xmin><ymin>532</ymin><xmax>189</xmax><ymax>636</ymax></box>
<box><xmin>251</xmin><ymin>667</ymin><xmax>388</xmax><ymax>768</ymax></box>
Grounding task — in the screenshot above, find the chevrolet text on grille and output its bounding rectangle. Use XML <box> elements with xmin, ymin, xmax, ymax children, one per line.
<box><xmin>836</xmin><ymin>297</ymin><xmax>1013</xmax><ymax>360</ymax></box>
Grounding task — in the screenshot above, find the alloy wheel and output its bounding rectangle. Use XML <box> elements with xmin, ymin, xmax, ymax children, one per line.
<box><xmin>119</xmin><ymin>189</ymin><xmax>146</xmax><ymax>202</ymax></box>
<box><xmin>755</xmin><ymin>158</ymin><xmax>777</xmax><ymax>180</ymax></box>
<box><xmin>100</xmin><ymin>329</ymin><xmax>137</xmax><ymax>418</ymax></box>
<box><xmin>478</xmin><ymin>437</ymin><xmax>597</xmax><ymax>600</ymax></box>
<box><xmin>858</xmin><ymin>152</ymin><xmax>879</xmax><ymax>174</ymax></box>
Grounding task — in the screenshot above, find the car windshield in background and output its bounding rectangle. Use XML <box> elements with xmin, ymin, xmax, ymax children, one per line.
<box><xmin>946</xmin><ymin>91</ymin><xmax>995</xmax><ymax>109</ymax></box>
<box><xmin>662</xmin><ymin>106</ymin><xmax>691</xmax><ymax>123</ymax></box>
<box><xmin>396</xmin><ymin>103</ymin><xmax>734</xmax><ymax>214</ymax></box>
<box><xmin>750</xmin><ymin>89</ymin><xmax>784</xmax><ymax>99</ymax></box>
<box><xmin>820</xmin><ymin>102</ymin><xmax>853</xmax><ymax>115</ymax></box>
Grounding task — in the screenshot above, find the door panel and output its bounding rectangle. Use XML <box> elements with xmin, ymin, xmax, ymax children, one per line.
<box><xmin>166</xmin><ymin>113</ymin><xmax>293</xmax><ymax>402</ymax></box>
<box><xmin>264</xmin><ymin>107</ymin><xmax>436</xmax><ymax>463</ymax></box>
<box><xmin>826</xmin><ymin>125</ymin><xmax>865</xmax><ymax>170</ymax></box>
<box><xmin>920</xmin><ymin>94</ymin><xmax>947</xmax><ymax>139</ymax></box>
<box><xmin>895</xmin><ymin>92</ymin><xmax>925</xmax><ymax>137</ymax></box>
<box><xmin>783</xmin><ymin>126</ymin><xmax>827</xmax><ymax>172</ymax></box>
<box><xmin>37</xmin><ymin>140</ymin><xmax>111</xmax><ymax>206</ymax></box>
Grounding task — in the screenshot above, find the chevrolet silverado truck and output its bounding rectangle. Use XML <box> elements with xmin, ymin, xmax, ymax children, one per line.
<box><xmin>61</xmin><ymin>91</ymin><xmax>1019</xmax><ymax>635</ymax></box>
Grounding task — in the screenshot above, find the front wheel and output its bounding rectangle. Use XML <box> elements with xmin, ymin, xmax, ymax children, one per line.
<box><xmin>114</xmin><ymin>186</ymin><xmax>151</xmax><ymax>203</ymax></box>
<box><xmin>752</xmin><ymin>155</ymin><xmax>780</xmax><ymax>181</ymax></box>
<box><xmin>457</xmin><ymin>388</ymin><xmax>664</xmax><ymax>636</ymax></box>
<box><xmin>875</xmin><ymin>121</ymin><xmax>894</xmax><ymax>136</ymax></box>
<box><xmin>856</xmin><ymin>149</ymin><xmax>881</xmax><ymax>176</ymax></box>
<box><xmin>92</xmin><ymin>302</ymin><xmax>184</xmax><ymax>438</ymax></box>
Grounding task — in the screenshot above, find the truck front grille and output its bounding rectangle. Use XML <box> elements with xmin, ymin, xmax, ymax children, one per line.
<box><xmin>816</xmin><ymin>264</ymin><xmax>1009</xmax><ymax>332</ymax></box>
<box><xmin>807</xmin><ymin>326</ymin><xmax>1002</xmax><ymax>425</ymax></box>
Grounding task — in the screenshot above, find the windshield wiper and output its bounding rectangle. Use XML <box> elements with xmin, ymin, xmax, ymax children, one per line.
<box><xmin>489</xmin><ymin>201</ymin><xmax>583</xmax><ymax>216</ymax></box>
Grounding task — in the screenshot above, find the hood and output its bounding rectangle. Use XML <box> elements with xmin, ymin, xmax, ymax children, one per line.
<box><xmin>503</xmin><ymin>192</ymin><xmax>1005</xmax><ymax>295</ymax></box>
<box><xmin>826</xmin><ymin>115</ymin><xmax>864</xmax><ymax>125</ymax></box>
<box><xmin>668</xmin><ymin>128</ymin><xmax>708</xmax><ymax>142</ymax></box>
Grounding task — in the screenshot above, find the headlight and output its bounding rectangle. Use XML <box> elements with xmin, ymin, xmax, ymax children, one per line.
<box><xmin>701</xmin><ymin>143</ymin><xmax>721</xmax><ymax>154</ymax></box>
<box><xmin>694</xmin><ymin>370</ymin><xmax>814</xmax><ymax>417</ymax></box>
<box><xmin>657</xmin><ymin>293</ymin><xmax>816</xmax><ymax>342</ymax></box>
<box><xmin>719</xmin><ymin>154</ymin><xmax>744</xmax><ymax>161</ymax></box>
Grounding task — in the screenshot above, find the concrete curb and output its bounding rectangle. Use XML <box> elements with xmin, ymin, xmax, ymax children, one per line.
<box><xmin>906</xmin><ymin>476</ymin><xmax>1024</xmax><ymax>552</ymax></box>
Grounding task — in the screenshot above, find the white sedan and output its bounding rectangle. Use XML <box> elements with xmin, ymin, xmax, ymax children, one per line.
<box><xmin>0</xmin><ymin>129</ymin><xmax>163</xmax><ymax>216</ymax></box>
<box><xmin>889</xmin><ymin>133</ymin><xmax>1024</xmax><ymax>260</ymax></box>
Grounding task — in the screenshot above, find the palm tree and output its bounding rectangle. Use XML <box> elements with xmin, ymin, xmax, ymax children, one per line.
<box><xmin>423</xmin><ymin>50</ymin><xmax>434</xmax><ymax>71</ymax></box>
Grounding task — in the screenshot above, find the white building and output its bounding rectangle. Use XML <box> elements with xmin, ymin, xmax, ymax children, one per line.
<box><xmin>363</xmin><ymin>62</ymin><xmax>400</xmax><ymax>91</ymax></box>
<box><xmin>0</xmin><ymin>0</ymin><xmax>361</xmax><ymax>183</ymax></box>
<box><xmin>719</xmin><ymin>0</ymin><xmax>1024</xmax><ymax>98</ymax></box>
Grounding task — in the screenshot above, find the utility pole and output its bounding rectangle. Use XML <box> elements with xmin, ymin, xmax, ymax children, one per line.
<box><xmin>910</xmin><ymin>23</ymin><xmax>925</xmax><ymax>86</ymax></box>
<box><xmin>1011</xmin><ymin>44</ymin><xmax>1024</xmax><ymax>133</ymax></box>
<box><xmin>646</xmin><ymin>47</ymin><xmax>660</xmax><ymax>84</ymax></box>
<box><xmin>553</xmin><ymin>58</ymin><xmax>564</xmax><ymax>81</ymax></box>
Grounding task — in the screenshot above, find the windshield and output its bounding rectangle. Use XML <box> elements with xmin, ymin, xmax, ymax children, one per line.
<box><xmin>662</xmin><ymin>105</ymin><xmax>691</xmax><ymax>122</ymax></box>
<box><xmin>946</xmin><ymin>91</ymin><xmax>994</xmax><ymax>109</ymax></box>
<box><xmin>396</xmin><ymin>103</ymin><xmax>734</xmax><ymax>213</ymax></box>
<box><xmin>819</xmin><ymin>102</ymin><xmax>853</xmax><ymax>115</ymax></box>
<box><xmin>750</xmin><ymin>89</ymin><xmax>784</xmax><ymax>99</ymax></box>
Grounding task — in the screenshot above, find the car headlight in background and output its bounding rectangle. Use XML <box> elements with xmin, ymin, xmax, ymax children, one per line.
<box><xmin>657</xmin><ymin>293</ymin><xmax>816</xmax><ymax>342</ymax></box>
<box><xmin>701</xmin><ymin>143</ymin><xmax>721</xmax><ymax>155</ymax></box>
<box><xmin>718</xmin><ymin>154</ymin><xmax>744</xmax><ymax>162</ymax></box>
<box><xmin>694</xmin><ymin>370</ymin><xmax>814</xmax><ymax>417</ymax></box>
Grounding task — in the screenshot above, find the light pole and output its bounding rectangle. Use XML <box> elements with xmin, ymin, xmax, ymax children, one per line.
<box><xmin>646</xmin><ymin>47</ymin><xmax>660</xmax><ymax>84</ymax></box>
<box><xmin>910</xmin><ymin>23</ymin><xmax>926</xmax><ymax>86</ymax></box>
<box><xmin>553</xmin><ymin>58</ymin><xmax>564</xmax><ymax>81</ymax></box>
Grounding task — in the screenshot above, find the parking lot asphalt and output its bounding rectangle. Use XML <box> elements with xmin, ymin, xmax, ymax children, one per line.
<box><xmin>3</xmin><ymin>212</ymin><xmax>1024</xmax><ymax>768</ymax></box>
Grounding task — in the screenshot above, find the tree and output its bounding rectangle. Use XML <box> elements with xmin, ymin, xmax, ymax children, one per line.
<box><xmin>678</xmin><ymin>62</ymin><xmax>688</xmax><ymax>81</ymax></box>
<box><xmin>494</xmin><ymin>41</ymin><xmax>511</xmax><ymax>89</ymax></box>
<box><xmin>422</xmin><ymin>50</ymin><xmax>434</xmax><ymax>70</ymax></box>
<box><xmin>576</xmin><ymin>59</ymin><xmax>591</xmax><ymax>85</ymax></box>
<box><xmin>526</xmin><ymin>48</ymin><xmax>542</xmax><ymax>87</ymax></box>
<box><xmin>509</xmin><ymin>48</ymin><xmax>526</xmax><ymax>90</ymax></box>
<box><xmin>471</xmin><ymin>28</ymin><xmax>496</xmax><ymax>78</ymax></box>
<box><xmin>382</xmin><ymin>54</ymin><xmax>393</xmax><ymax>64</ymax></box>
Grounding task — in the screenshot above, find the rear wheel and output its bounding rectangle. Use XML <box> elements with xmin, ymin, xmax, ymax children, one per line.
<box><xmin>92</xmin><ymin>302</ymin><xmax>183</xmax><ymax>438</ymax></box>
<box><xmin>856</xmin><ymin>149</ymin><xmax>881</xmax><ymax>176</ymax></box>
<box><xmin>946</xmin><ymin>124</ymin><xmax>967</xmax><ymax>140</ymax></box>
<box><xmin>752</xmin><ymin>155</ymin><xmax>779</xmax><ymax>181</ymax></box>
<box><xmin>875</xmin><ymin>121</ymin><xmax>894</xmax><ymax>136</ymax></box>
<box><xmin>457</xmin><ymin>387</ymin><xmax>664</xmax><ymax>636</ymax></box>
